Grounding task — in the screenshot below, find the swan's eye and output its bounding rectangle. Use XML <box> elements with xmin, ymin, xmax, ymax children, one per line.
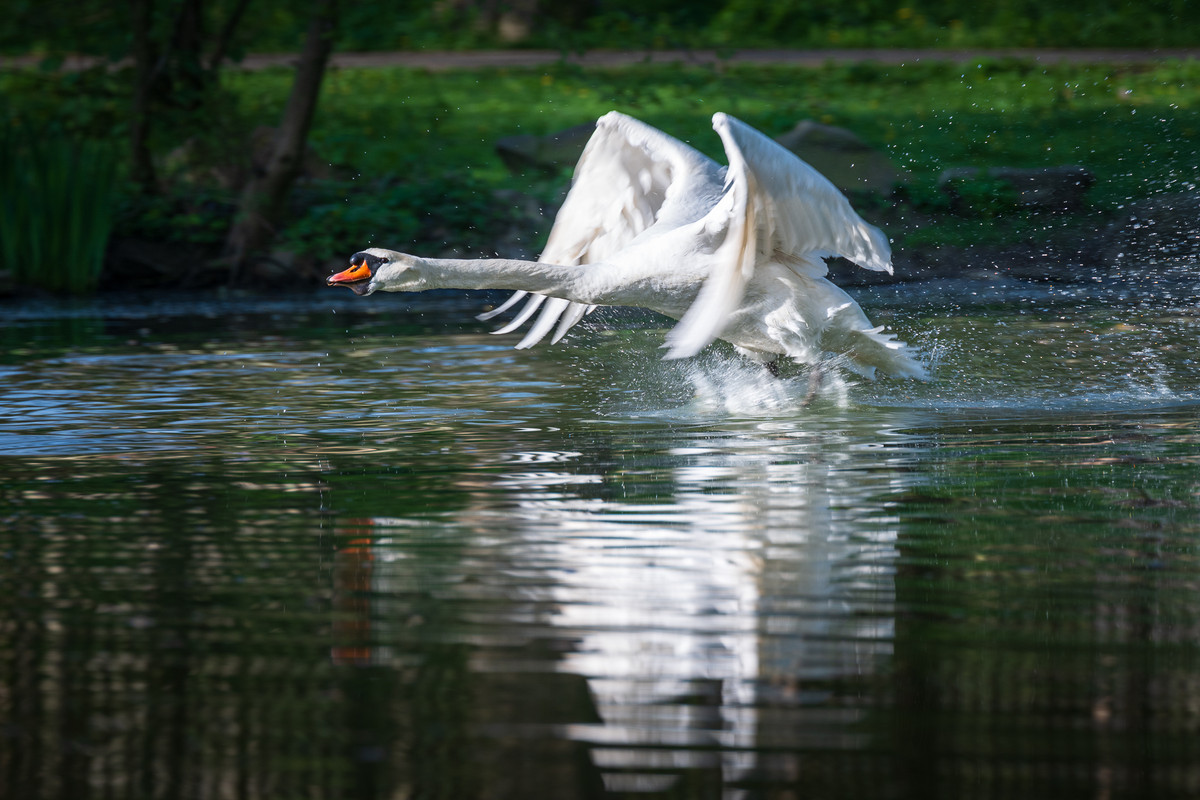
<box><xmin>349</xmin><ymin>252</ymin><xmax>387</xmax><ymax>271</ymax></box>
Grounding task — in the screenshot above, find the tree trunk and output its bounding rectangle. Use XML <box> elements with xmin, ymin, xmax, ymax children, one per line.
<box><xmin>224</xmin><ymin>0</ymin><xmax>338</xmax><ymax>279</ymax></box>
<box><xmin>130</xmin><ymin>0</ymin><xmax>158</xmax><ymax>192</ymax></box>
<box><xmin>162</xmin><ymin>0</ymin><xmax>208</xmax><ymax>108</ymax></box>
<box><xmin>208</xmin><ymin>0</ymin><xmax>253</xmax><ymax>71</ymax></box>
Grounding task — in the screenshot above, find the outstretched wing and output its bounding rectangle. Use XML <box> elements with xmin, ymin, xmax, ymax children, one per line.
<box><xmin>664</xmin><ymin>112</ymin><xmax>892</xmax><ymax>360</ymax></box>
<box><xmin>480</xmin><ymin>111</ymin><xmax>715</xmax><ymax>349</ymax></box>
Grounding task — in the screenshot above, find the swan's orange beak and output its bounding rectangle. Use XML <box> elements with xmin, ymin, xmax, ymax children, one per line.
<box><xmin>327</xmin><ymin>261</ymin><xmax>371</xmax><ymax>286</ymax></box>
<box><xmin>327</xmin><ymin>259</ymin><xmax>374</xmax><ymax>295</ymax></box>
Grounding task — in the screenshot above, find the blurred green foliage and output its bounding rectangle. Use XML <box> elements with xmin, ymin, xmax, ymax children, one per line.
<box><xmin>115</xmin><ymin>188</ymin><xmax>235</xmax><ymax>248</ymax></box>
<box><xmin>3</xmin><ymin>0</ymin><xmax>1199</xmax><ymax>56</ymax></box>
<box><xmin>703</xmin><ymin>0</ymin><xmax>1200</xmax><ymax>49</ymax></box>
<box><xmin>0</xmin><ymin>66</ymin><xmax>127</xmax><ymax>139</ymax></box>
<box><xmin>280</xmin><ymin>174</ymin><xmax>521</xmax><ymax>261</ymax></box>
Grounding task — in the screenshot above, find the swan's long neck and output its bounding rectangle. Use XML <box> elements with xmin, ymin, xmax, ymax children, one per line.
<box><xmin>417</xmin><ymin>256</ymin><xmax>592</xmax><ymax>301</ymax></box>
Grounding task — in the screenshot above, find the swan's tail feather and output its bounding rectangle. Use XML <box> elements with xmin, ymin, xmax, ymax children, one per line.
<box><xmin>844</xmin><ymin>327</ymin><xmax>926</xmax><ymax>380</ymax></box>
<box><xmin>770</xmin><ymin>266</ymin><xmax>926</xmax><ymax>379</ymax></box>
<box><xmin>819</xmin><ymin>305</ymin><xmax>926</xmax><ymax>379</ymax></box>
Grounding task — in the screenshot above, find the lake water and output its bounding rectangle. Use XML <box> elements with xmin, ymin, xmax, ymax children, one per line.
<box><xmin>2</xmin><ymin>278</ymin><xmax>1199</xmax><ymax>799</ymax></box>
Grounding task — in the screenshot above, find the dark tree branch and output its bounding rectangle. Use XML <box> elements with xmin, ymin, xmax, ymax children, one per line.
<box><xmin>224</xmin><ymin>0</ymin><xmax>339</xmax><ymax>278</ymax></box>
<box><xmin>208</xmin><ymin>0</ymin><xmax>253</xmax><ymax>71</ymax></box>
<box><xmin>161</xmin><ymin>0</ymin><xmax>209</xmax><ymax>106</ymax></box>
<box><xmin>130</xmin><ymin>0</ymin><xmax>158</xmax><ymax>192</ymax></box>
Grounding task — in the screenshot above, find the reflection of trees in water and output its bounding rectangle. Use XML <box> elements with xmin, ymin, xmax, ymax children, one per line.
<box><xmin>0</xmin><ymin>452</ymin><xmax>350</xmax><ymax>799</ymax></box>
<box><xmin>887</xmin><ymin>418</ymin><xmax>1200</xmax><ymax>798</ymax></box>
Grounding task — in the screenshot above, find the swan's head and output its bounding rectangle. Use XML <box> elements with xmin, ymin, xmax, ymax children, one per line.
<box><xmin>327</xmin><ymin>248</ymin><xmax>420</xmax><ymax>296</ymax></box>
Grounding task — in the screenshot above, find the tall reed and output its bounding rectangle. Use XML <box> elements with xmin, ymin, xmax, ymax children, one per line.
<box><xmin>0</xmin><ymin>127</ymin><xmax>118</xmax><ymax>294</ymax></box>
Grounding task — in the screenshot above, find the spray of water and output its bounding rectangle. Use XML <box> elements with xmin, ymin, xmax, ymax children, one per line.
<box><xmin>679</xmin><ymin>352</ymin><xmax>854</xmax><ymax>417</ymax></box>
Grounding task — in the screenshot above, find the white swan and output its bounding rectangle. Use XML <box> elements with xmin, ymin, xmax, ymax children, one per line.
<box><xmin>328</xmin><ymin>111</ymin><xmax>925</xmax><ymax>379</ymax></box>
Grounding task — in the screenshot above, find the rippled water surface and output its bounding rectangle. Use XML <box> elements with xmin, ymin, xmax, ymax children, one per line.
<box><xmin>2</xmin><ymin>281</ymin><xmax>1199</xmax><ymax>799</ymax></box>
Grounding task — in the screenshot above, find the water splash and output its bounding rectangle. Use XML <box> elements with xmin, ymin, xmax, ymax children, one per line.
<box><xmin>681</xmin><ymin>352</ymin><xmax>852</xmax><ymax>416</ymax></box>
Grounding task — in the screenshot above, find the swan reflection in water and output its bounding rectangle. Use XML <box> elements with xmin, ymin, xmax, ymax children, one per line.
<box><xmin>331</xmin><ymin>413</ymin><xmax>924</xmax><ymax>792</ymax></box>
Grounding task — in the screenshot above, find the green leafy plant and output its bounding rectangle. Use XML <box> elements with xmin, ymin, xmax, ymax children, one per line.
<box><xmin>0</xmin><ymin>126</ymin><xmax>117</xmax><ymax>294</ymax></box>
<box><xmin>283</xmin><ymin>174</ymin><xmax>525</xmax><ymax>260</ymax></box>
<box><xmin>114</xmin><ymin>188</ymin><xmax>235</xmax><ymax>248</ymax></box>
<box><xmin>943</xmin><ymin>175</ymin><xmax>1022</xmax><ymax>218</ymax></box>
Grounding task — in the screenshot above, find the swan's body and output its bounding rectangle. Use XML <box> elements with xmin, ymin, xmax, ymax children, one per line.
<box><xmin>328</xmin><ymin>111</ymin><xmax>924</xmax><ymax>378</ymax></box>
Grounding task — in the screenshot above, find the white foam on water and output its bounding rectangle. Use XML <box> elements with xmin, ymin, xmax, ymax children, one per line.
<box><xmin>679</xmin><ymin>353</ymin><xmax>854</xmax><ymax>417</ymax></box>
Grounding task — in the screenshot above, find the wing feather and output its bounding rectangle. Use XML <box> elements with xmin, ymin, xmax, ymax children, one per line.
<box><xmin>485</xmin><ymin>111</ymin><xmax>712</xmax><ymax>346</ymax></box>
<box><xmin>490</xmin><ymin>293</ymin><xmax>546</xmax><ymax>334</ymax></box>
<box><xmin>551</xmin><ymin>302</ymin><xmax>593</xmax><ymax>344</ymax></box>
<box><xmin>515</xmin><ymin>297</ymin><xmax>570</xmax><ymax>349</ymax></box>
<box><xmin>476</xmin><ymin>289</ymin><xmax>529</xmax><ymax>321</ymax></box>
<box><xmin>664</xmin><ymin>112</ymin><xmax>893</xmax><ymax>360</ymax></box>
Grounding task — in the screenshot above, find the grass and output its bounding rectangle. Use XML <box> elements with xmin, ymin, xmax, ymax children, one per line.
<box><xmin>0</xmin><ymin>127</ymin><xmax>117</xmax><ymax>294</ymax></box>
<box><xmin>278</xmin><ymin>58</ymin><xmax>1200</xmax><ymax>255</ymax></box>
<box><xmin>282</xmin><ymin>59</ymin><xmax>1200</xmax><ymax>202</ymax></box>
